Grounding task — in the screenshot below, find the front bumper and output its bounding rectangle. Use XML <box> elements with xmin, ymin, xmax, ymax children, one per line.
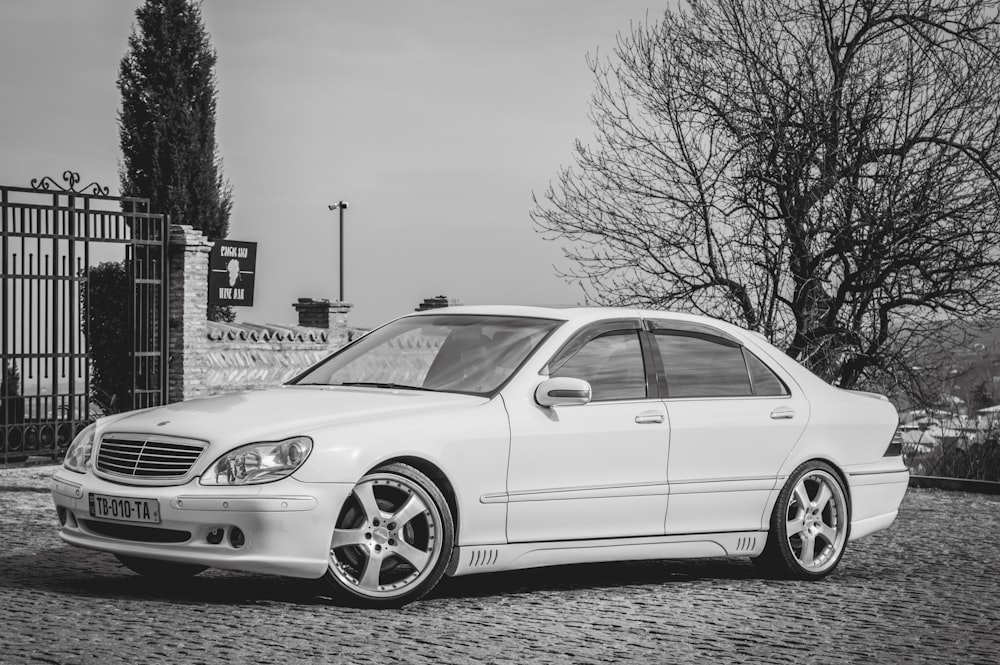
<box><xmin>51</xmin><ymin>471</ymin><xmax>353</xmax><ymax>579</ymax></box>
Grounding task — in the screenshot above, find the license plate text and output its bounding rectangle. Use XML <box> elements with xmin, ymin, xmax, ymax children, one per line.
<box><xmin>88</xmin><ymin>494</ymin><xmax>160</xmax><ymax>524</ymax></box>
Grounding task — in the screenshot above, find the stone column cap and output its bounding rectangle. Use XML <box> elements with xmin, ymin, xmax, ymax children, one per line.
<box><xmin>292</xmin><ymin>297</ymin><xmax>353</xmax><ymax>313</ymax></box>
<box><xmin>169</xmin><ymin>224</ymin><xmax>214</xmax><ymax>250</ymax></box>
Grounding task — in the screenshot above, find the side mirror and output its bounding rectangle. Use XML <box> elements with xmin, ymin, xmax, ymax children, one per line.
<box><xmin>535</xmin><ymin>377</ymin><xmax>592</xmax><ymax>408</ymax></box>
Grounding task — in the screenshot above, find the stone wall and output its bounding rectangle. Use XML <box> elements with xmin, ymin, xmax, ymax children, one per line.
<box><xmin>199</xmin><ymin>321</ymin><xmax>341</xmax><ymax>397</ymax></box>
<box><xmin>168</xmin><ymin>225</ymin><xmax>351</xmax><ymax>402</ymax></box>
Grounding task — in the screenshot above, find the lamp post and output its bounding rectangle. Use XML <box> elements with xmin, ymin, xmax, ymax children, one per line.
<box><xmin>327</xmin><ymin>200</ymin><xmax>349</xmax><ymax>301</ymax></box>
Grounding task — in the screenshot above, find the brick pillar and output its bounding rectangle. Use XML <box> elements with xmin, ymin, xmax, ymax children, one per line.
<box><xmin>293</xmin><ymin>298</ymin><xmax>353</xmax><ymax>348</ymax></box>
<box><xmin>168</xmin><ymin>225</ymin><xmax>213</xmax><ymax>403</ymax></box>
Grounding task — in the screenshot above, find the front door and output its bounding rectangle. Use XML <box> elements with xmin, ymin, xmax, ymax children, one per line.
<box><xmin>505</xmin><ymin>322</ymin><xmax>670</xmax><ymax>543</ymax></box>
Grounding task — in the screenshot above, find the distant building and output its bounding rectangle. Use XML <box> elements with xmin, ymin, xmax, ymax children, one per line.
<box><xmin>415</xmin><ymin>295</ymin><xmax>460</xmax><ymax>311</ymax></box>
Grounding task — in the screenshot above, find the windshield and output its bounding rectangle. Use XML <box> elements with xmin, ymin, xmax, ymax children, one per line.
<box><xmin>291</xmin><ymin>314</ymin><xmax>562</xmax><ymax>395</ymax></box>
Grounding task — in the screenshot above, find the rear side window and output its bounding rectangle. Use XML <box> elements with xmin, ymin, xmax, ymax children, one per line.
<box><xmin>654</xmin><ymin>333</ymin><xmax>751</xmax><ymax>397</ymax></box>
<box><xmin>653</xmin><ymin>333</ymin><xmax>789</xmax><ymax>398</ymax></box>
<box><xmin>744</xmin><ymin>350</ymin><xmax>789</xmax><ymax>396</ymax></box>
<box><xmin>551</xmin><ymin>331</ymin><xmax>647</xmax><ymax>401</ymax></box>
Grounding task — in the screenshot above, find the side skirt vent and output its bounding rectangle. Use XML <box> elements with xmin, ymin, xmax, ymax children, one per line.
<box><xmin>468</xmin><ymin>548</ymin><xmax>499</xmax><ymax>568</ymax></box>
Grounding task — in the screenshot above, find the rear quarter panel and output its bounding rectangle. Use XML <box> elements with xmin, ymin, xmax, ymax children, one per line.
<box><xmin>780</xmin><ymin>382</ymin><xmax>899</xmax><ymax>474</ymax></box>
<box><xmin>774</xmin><ymin>374</ymin><xmax>907</xmax><ymax>538</ymax></box>
<box><xmin>726</xmin><ymin>325</ymin><xmax>899</xmax><ymax>473</ymax></box>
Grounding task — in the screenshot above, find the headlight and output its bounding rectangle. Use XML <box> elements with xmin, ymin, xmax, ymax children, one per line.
<box><xmin>200</xmin><ymin>436</ymin><xmax>313</xmax><ymax>486</ymax></box>
<box><xmin>63</xmin><ymin>423</ymin><xmax>97</xmax><ymax>474</ymax></box>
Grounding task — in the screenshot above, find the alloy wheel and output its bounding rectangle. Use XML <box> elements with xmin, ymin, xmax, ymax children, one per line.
<box><xmin>783</xmin><ymin>469</ymin><xmax>848</xmax><ymax>574</ymax></box>
<box><xmin>327</xmin><ymin>466</ymin><xmax>448</xmax><ymax>602</ymax></box>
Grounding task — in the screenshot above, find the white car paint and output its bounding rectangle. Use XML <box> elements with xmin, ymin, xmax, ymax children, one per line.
<box><xmin>51</xmin><ymin>305</ymin><xmax>908</xmax><ymax>593</ymax></box>
<box><xmin>504</xmin><ymin>395</ymin><xmax>671</xmax><ymax>542</ymax></box>
<box><xmin>662</xmin><ymin>392</ymin><xmax>810</xmax><ymax>534</ymax></box>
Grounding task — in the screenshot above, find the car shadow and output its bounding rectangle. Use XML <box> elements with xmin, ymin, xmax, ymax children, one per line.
<box><xmin>0</xmin><ymin>543</ymin><xmax>765</xmax><ymax>607</ymax></box>
<box><xmin>0</xmin><ymin>545</ymin><xmax>327</xmax><ymax>606</ymax></box>
<box><xmin>429</xmin><ymin>557</ymin><xmax>761</xmax><ymax>601</ymax></box>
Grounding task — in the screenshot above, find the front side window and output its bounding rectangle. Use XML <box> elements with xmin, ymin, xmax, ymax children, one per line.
<box><xmin>291</xmin><ymin>314</ymin><xmax>560</xmax><ymax>396</ymax></box>
<box><xmin>551</xmin><ymin>331</ymin><xmax>647</xmax><ymax>401</ymax></box>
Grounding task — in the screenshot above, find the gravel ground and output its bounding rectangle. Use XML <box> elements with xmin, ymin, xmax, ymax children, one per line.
<box><xmin>0</xmin><ymin>466</ymin><xmax>997</xmax><ymax>664</ymax></box>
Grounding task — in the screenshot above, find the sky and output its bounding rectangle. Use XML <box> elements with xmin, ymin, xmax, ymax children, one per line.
<box><xmin>0</xmin><ymin>0</ymin><xmax>671</xmax><ymax>329</ymax></box>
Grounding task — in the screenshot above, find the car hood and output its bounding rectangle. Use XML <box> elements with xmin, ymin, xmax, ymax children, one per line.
<box><xmin>98</xmin><ymin>386</ymin><xmax>489</xmax><ymax>448</ymax></box>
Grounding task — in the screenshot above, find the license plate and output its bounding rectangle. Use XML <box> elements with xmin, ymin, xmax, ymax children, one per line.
<box><xmin>88</xmin><ymin>493</ymin><xmax>160</xmax><ymax>524</ymax></box>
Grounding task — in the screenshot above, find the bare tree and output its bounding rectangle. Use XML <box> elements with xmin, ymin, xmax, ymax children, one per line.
<box><xmin>533</xmin><ymin>0</ymin><xmax>1000</xmax><ymax>393</ymax></box>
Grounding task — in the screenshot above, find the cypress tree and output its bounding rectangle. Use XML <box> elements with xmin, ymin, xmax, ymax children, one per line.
<box><xmin>118</xmin><ymin>0</ymin><xmax>232</xmax><ymax>241</ymax></box>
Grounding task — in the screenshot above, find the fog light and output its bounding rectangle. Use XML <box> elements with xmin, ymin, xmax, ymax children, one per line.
<box><xmin>66</xmin><ymin>511</ymin><xmax>78</xmax><ymax>528</ymax></box>
<box><xmin>206</xmin><ymin>528</ymin><xmax>224</xmax><ymax>545</ymax></box>
<box><xmin>230</xmin><ymin>527</ymin><xmax>246</xmax><ymax>549</ymax></box>
<box><xmin>57</xmin><ymin>507</ymin><xmax>67</xmax><ymax>526</ymax></box>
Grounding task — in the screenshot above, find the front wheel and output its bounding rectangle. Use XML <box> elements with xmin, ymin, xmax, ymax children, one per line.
<box><xmin>755</xmin><ymin>461</ymin><xmax>850</xmax><ymax>579</ymax></box>
<box><xmin>323</xmin><ymin>462</ymin><xmax>454</xmax><ymax>607</ymax></box>
<box><xmin>114</xmin><ymin>554</ymin><xmax>207</xmax><ymax>579</ymax></box>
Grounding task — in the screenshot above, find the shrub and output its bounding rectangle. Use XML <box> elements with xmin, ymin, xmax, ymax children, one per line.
<box><xmin>83</xmin><ymin>262</ymin><xmax>131</xmax><ymax>413</ymax></box>
<box><xmin>1</xmin><ymin>362</ymin><xmax>24</xmax><ymax>425</ymax></box>
<box><xmin>910</xmin><ymin>438</ymin><xmax>1000</xmax><ymax>482</ymax></box>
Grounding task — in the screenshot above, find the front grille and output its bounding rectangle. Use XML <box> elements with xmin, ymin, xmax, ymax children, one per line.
<box><xmin>96</xmin><ymin>435</ymin><xmax>207</xmax><ymax>480</ymax></box>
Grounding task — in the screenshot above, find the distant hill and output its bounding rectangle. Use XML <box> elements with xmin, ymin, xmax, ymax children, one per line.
<box><xmin>921</xmin><ymin>321</ymin><xmax>1000</xmax><ymax>412</ymax></box>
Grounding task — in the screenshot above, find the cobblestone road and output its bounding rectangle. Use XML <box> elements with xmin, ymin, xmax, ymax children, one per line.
<box><xmin>1</xmin><ymin>466</ymin><xmax>997</xmax><ymax>664</ymax></box>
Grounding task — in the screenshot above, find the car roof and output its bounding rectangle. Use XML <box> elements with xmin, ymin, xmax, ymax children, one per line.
<box><xmin>405</xmin><ymin>304</ymin><xmax>750</xmax><ymax>332</ymax></box>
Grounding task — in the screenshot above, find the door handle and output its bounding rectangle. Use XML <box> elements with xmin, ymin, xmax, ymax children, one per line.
<box><xmin>770</xmin><ymin>407</ymin><xmax>795</xmax><ymax>420</ymax></box>
<box><xmin>635</xmin><ymin>411</ymin><xmax>665</xmax><ymax>424</ymax></box>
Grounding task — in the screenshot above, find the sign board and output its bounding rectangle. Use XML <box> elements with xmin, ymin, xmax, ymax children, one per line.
<box><xmin>208</xmin><ymin>240</ymin><xmax>257</xmax><ymax>307</ymax></box>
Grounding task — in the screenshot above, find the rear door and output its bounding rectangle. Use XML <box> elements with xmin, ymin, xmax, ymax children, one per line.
<box><xmin>645</xmin><ymin>320</ymin><xmax>809</xmax><ymax>534</ymax></box>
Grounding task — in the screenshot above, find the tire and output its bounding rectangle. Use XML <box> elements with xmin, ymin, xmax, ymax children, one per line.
<box><xmin>323</xmin><ymin>462</ymin><xmax>455</xmax><ymax>608</ymax></box>
<box><xmin>114</xmin><ymin>554</ymin><xmax>207</xmax><ymax>579</ymax></box>
<box><xmin>755</xmin><ymin>461</ymin><xmax>850</xmax><ymax>579</ymax></box>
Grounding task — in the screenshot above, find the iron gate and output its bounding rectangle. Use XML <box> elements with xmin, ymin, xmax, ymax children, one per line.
<box><xmin>1</xmin><ymin>171</ymin><xmax>168</xmax><ymax>463</ymax></box>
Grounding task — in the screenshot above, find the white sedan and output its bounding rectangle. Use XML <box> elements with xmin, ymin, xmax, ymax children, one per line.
<box><xmin>52</xmin><ymin>306</ymin><xmax>908</xmax><ymax>607</ymax></box>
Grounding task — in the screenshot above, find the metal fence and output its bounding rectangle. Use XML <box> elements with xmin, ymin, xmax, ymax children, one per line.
<box><xmin>1</xmin><ymin>171</ymin><xmax>167</xmax><ymax>463</ymax></box>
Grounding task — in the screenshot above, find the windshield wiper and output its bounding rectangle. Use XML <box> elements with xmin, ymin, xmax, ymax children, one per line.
<box><xmin>336</xmin><ymin>381</ymin><xmax>440</xmax><ymax>392</ymax></box>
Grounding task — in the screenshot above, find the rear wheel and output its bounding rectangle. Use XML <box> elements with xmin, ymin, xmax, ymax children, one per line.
<box><xmin>323</xmin><ymin>462</ymin><xmax>454</xmax><ymax>607</ymax></box>
<box><xmin>755</xmin><ymin>461</ymin><xmax>850</xmax><ymax>579</ymax></box>
<box><xmin>115</xmin><ymin>554</ymin><xmax>207</xmax><ymax>579</ymax></box>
